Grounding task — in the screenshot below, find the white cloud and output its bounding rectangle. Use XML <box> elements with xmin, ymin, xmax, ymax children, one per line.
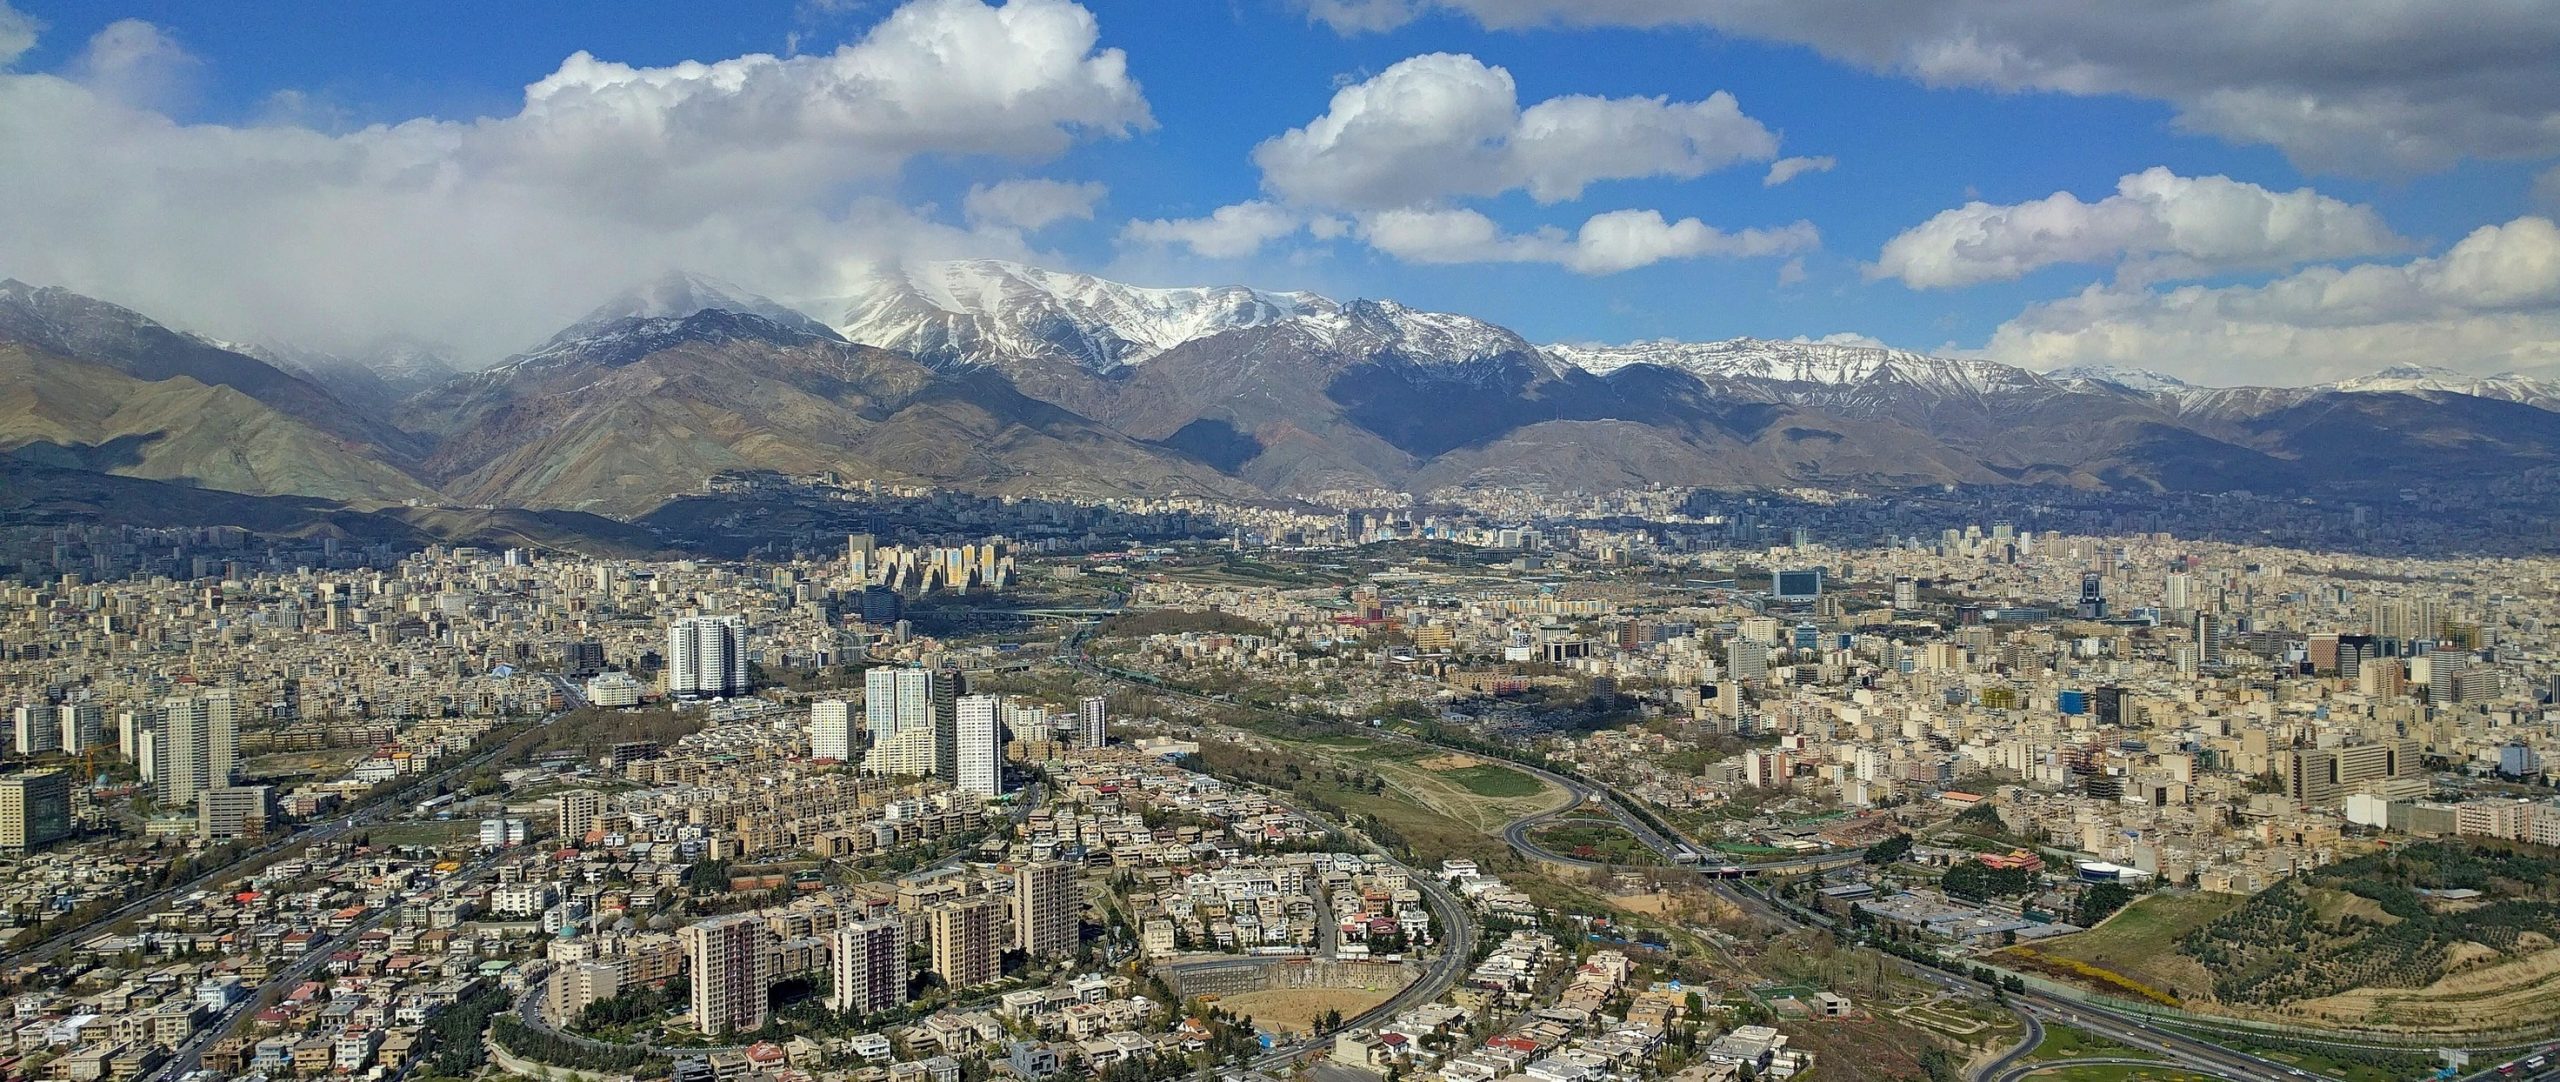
<box><xmin>1252</xmin><ymin>52</ymin><xmax>1776</xmax><ymax>209</ymax></box>
<box><xmin>0</xmin><ymin>1</ymin><xmax>38</xmax><ymax>68</ymax></box>
<box><xmin>1357</xmin><ymin>206</ymin><xmax>1814</xmax><ymax>274</ymax></box>
<box><xmin>963</xmin><ymin>178</ymin><xmax>1106</xmax><ymax>231</ymax></box>
<box><xmin>1121</xmin><ymin>201</ymin><xmax>1312</xmax><ymax>259</ymax></box>
<box><xmin>1763</xmin><ymin>155</ymin><xmax>1833</xmax><ymax>186</ymax></box>
<box><xmin>1296</xmin><ymin>0</ymin><xmax>1422</xmax><ymax>33</ymax></box>
<box><xmin>1789</xmin><ymin>331</ymin><xmax>1890</xmax><ymax>349</ymax></box>
<box><xmin>1300</xmin><ymin>1</ymin><xmax>2560</xmax><ymax>174</ymax></box>
<box><xmin>1980</xmin><ymin>216</ymin><xmax>2560</xmax><ymax>384</ymax></box>
<box><xmin>70</xmin><ymin>19</ymin><xmax>201</xmax><ymax>113</ymax></box>
<box><xmin>1874</xmin><ymin>167</ymin><xmax>2407</xmax><ymax>289</ymax></box>
<box><xmin>0</xmin><ymin>0</ymin><xmax>1150</xmax><ymax>361</ymax></box>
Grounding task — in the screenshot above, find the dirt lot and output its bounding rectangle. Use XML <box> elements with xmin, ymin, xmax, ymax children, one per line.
<box><xmin>1415</xmin><ymin>753</ymin><xmax>1481</xmax><ymax>770</ymax></box>
<box><xmin>1217</xmin><ymin>987</ymin><xmax>1398</xmax><ymax>1036</ymax></box>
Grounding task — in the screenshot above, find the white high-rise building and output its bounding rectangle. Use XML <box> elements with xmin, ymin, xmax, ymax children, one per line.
<box><xmin>10</xmin><ymin>705</ymin><xmax>54</xmax><ymax>756</ymax></box>
<box><xmin>829</xmin><ymin>917</ymin><xmax>908</xmax><ymax>1015</ymax></box>
<box><xmin>811</xmin><ymin>699</ymin><xmax>856</xmax><ymax>762</ymax></box>
<box><xmin>955</xmin><ymin>694</ymin><xmax>1003</xmax><ymax>796</ymax></box>
<box><xmin>2164</xmin><ymin>572</ymin><xmax>2194</xmax><ymax>611</ymax></box>
<box><xmin>666</xmin><ymin>615</ymin><xmax>749</xmax><ymax>698</ymax></box>
<box><xmin>1077</xmin><ymin>696</ymin><xmax>1108</xmax><ymax>749</ymax></box>
<box><xmin>58</xmin><ymin>704</ymin><xmax>103</xmax><ymax>755</ymax></box>
<box><xmin>158</xmin><ymin>691</ymin><xmax>238</xmax><ymax>809</ymax></box>
<box><xmin>864</xmin><ymin>667</ymin><xmax>935</xmax><ymax>744</ymax></box>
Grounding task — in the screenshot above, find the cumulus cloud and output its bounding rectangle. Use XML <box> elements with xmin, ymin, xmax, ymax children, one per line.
<box><xmin>963</xmin><ymin>178</ymin><xmax>1107</xmax><ymax>231</ymax></box>
<box><xmin>0</xmin><ymin>0</ymin><xmax>1149</xmax><ymax>361</ymax></box>
<box><xmin>1874</xmin><ymin>167</ymin><xmax>2407</xmax><ymax>289</ymax></box>
<box><xmin>1252</xmin><ymin>52</ymin><xmax>1777</xmax><ymax>209</ymax></box>
<box><xmin>69</xmin><ymin>18</ymin><xmax>200</xmax><ymax>111</ymax></box>
<box><xmin>1121</xmin><ymin>201</ymin><xmax>1317</xmax><ymax>260</ymax></box>
<box><xmin>1298</xmin><ymin>0</ymin><xmax>2560</xmax><ymax>174</ymax></box>
<box><xmin>1980</xmin><ymin>216</ymin><xmax>2560</xmax><ymax>384</ymax></box>
<box><xmin>1763</xmin><ymin>155</ymin><xmax>1833</xmax><ymax>186</ymax></box>
<box><xmin>1359</xmin><ymin>206</ymin><xmax>1815</xmax><ymax>274</ymax></box>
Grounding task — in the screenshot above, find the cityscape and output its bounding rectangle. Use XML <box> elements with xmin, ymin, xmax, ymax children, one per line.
<box><xmin>7</xmin><ymin>2</ymin><xmax>2560</xmax><ymax>1082</ymax></box>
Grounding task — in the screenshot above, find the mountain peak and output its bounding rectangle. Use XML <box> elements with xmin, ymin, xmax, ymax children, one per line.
<box><xmin>2044</xmin><ymin>364</ymin><xmax>2198</xmax><ymax>394</ymax></box>
<box><xmin>829</xmin><ymin>259</ymin><xmax>1334</xmax><ymax>372</ymax></box>
<box><xmin>559</xmin><ymin>271</ymin><xmax>834</xmax><ymax>345</ymax></box>
<box><xmin>1547</xmin><ymin>335</ymin><xmax>2039</xmax><ymax>395</ymax></box>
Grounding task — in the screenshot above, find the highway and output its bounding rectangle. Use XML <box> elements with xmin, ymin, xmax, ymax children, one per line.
<box><xmin>1051</xmin><ymin>619</ymin><xmax>1479</xmax><ymax>1067</ymax></box>
<box><xmin>1228</xmin><ymin>768</ymin><xmax>1476</xmax><ymax>1071</ymax></box>
<box><xmin>1058</xmin><ymin>620</ymin><xmax>1865</xmax><ymax>880</ymax></box>
<box><xmin>1975</xmin><ymin>998</ymin><xmax>2044</xmax><ymax>1080</ymax></box>
<box><xmin>1056</xmin><ymin>619</ymin><xmax>2353</xmax><ymax>1080</ymax></box>
<box><xmin>1712</xmin><ymin>881</ymin><xmax>2337</xmax><ymax>1082</ymax></box>
<box><xmin>2462</xmin><ymin>1047</ymin><xmax>2560</xmax><ymax>1080</ymax></box>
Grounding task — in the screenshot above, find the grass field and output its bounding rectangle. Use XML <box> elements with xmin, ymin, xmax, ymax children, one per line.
<box><xmin>1301</xmin><ymin>742</ymin><xmax>1566</xmax><ymax>833</ymax></box>
<box><xmin>1438</xmin><ymin>763</ymin><xmax>1545</xmax><ymax>797</ymax></box>
<box><xmin>2022</xmin><ymin>1023</ymin><xmax>2160</xmax><ymax>1065</ymax></box>
<box><xmin>2011</xmin><ymin>891</ymin><xmax>2239</xmax><ymax>1004</ymax></box>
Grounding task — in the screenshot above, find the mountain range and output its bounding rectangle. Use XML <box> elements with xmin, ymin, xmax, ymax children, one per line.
<box><xmin>8</xmin><ymin>261</ymin><xmax>2560</xmax><ymax>520</ymax></box>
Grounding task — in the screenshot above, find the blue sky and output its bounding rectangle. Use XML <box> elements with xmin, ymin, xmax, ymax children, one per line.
<box><xmin>2</xmin><ymin>0</ymin><xmax>2557</xmax><ymax>383</ymax></box>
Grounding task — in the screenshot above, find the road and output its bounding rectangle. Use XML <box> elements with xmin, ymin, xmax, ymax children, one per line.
<box><xmin>1712</xmin><ymin>881</ymin><xmax>2339</xmax><ymax>1082</ymax></box>
<box><xmin>2</xmin><ymin>716</ymin><xmax>541</xmax><ymax>974</ymax></box>
<box><xmin>1060</xmin><ymin>622</ymin><xmax>1866</xmax><ymax>880</ymax></box>
<box><xmin>1053</xmin><ymin>619</ymin><xmax>1480</xmax><ymax>1068</ymax></box>
<box><xmin>153</xmin><ymin>846</ymin><xmax>511</xmax><ymax>1081</ymax></box>
<box><xmin>1986</xmin><ymin>1055</ymin><xmax>2248</xmax><ymax>1082</ymax></box>
<box><xmin>2462</xmin><ymin>1047</ymin><xmax>2560</xmax><ymax>1080</ymax></box>
<box><xmin>1975</xmin><ymin>996</ymin><xmax>2045</xmax><ymax>1081</ymax></box>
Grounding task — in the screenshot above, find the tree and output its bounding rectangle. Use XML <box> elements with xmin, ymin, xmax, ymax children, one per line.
<box><xmin>2073</xmin><ymin>881</ymin><xmax>2136</xmax><ymax>927</ymax></box>
<box><xmin>1865</xmin><ymin>833</ymin><xmax>1914</xmax><ymax>865</ymax></box>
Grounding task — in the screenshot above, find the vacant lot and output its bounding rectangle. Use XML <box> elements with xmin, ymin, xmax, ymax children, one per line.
<box><xmin>2010</xmin><ymin>891</ymin><xmax>2237</xmax><ymax>1005</ymax></box>
<box><xmin>1217</xmin><ymin>987</ymin><xmax>1397</xmax><ymax>1036</ymax></box>
<box><xmin>2291</xmin><ymin>942</ymin><xmax>2560</xmax><ymax>1032</ymax></box>
<box><xmin>242</xmin><ymin>748</ymin><xmax>370</xmax><ymax>782</ymax></box>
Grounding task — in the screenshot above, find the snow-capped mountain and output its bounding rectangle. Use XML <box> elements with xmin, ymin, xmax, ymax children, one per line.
<box><xmin>1549</xmin><ymin>337</ymin><xmax>2055</xmax><ymax>405</ymax></box>
<box><xmin>2043</xmin><ymin>364</ymin><xmax>2196</xmax><ymax>396</ymax></box>
<box><xmin>830</xmin><ymin>259</ymin><xmax>1333</xmax><ymax>372</ymax></box>
<box><xmin>555</xmin><ymin>271</ymin><xmax>836</xmax><ymax>347</ymax></box>
<box><xmin>2326</xmin><ymin>364</ymin><xmax>2560</xmax><ymax>410</ymax></box>
<box><xmin>411</xmin><ymin>276</ymin><xmax>853</xmax><ymax>421</ymax></box>
<box><xmin>2048</xmin><ymin>360</ymin><xmax>2560</xmax><ymax>417</ymax></box>
<box><xmin>1281</xmin><ymin>298</ymin><xmax>1548</xmax><ymax>373</ymax></box>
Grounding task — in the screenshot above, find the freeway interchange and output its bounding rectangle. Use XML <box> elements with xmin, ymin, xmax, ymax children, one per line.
<box><xmin>1056</xmin><ymin>622</ymin><xmax>2380</xmax><ymax>1082</ymax></box>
